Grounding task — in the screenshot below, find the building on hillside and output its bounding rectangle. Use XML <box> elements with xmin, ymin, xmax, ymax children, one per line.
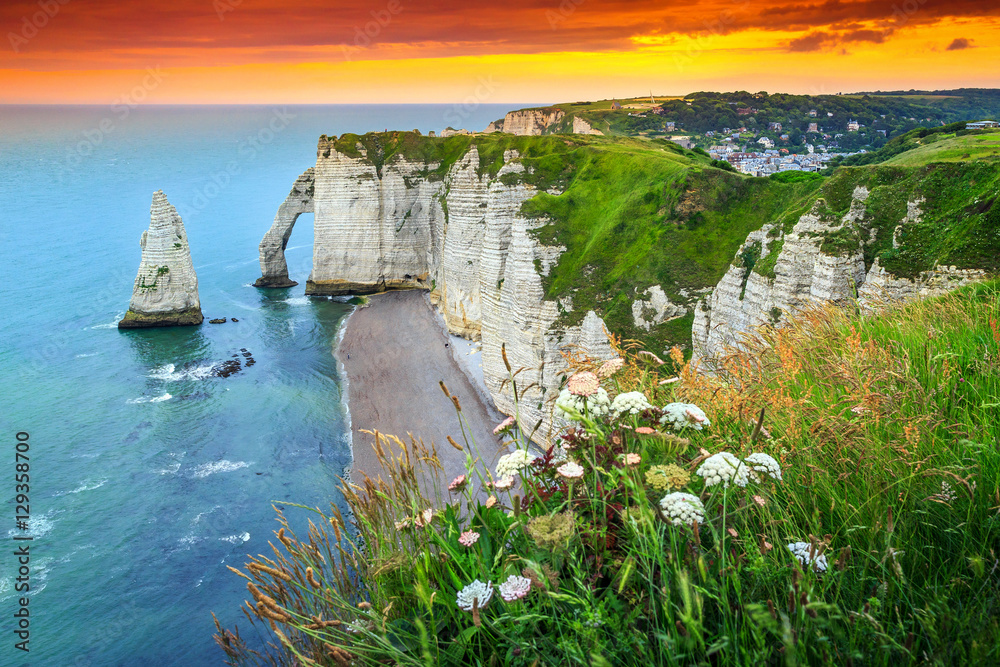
<box><xmin>780</xmin><ymin>133</ymin><xmax>790</xmax><ymax>141</ymax></box>
<box><xmin>808</xmin><ymin>109</ymin><xmax>818</xmax><ymax>117</ymax></box>
<box><xmin>808</xmin><ymin>122</ymin><xmax>819</xmax><ymax>133</ymax></box>
<box><xmin>665</xmin><ymin>121</ymin><xmax>676</xmax><ymax>130</ymax></box>
<box><xmin>847</xmin><ymin>120</ymin><xmax>860</xmax><ymax>131</ymax></box>
<box><xmin>757</xmin><ymin>136</ymin><xmax>774</xmax><ymax>149</ymax></box>
<box><xmin>737</xmin><ymin>107</ymin><xmax>754</xmax><ymax>115</ymax></box>
<box><xmin>768</xmin><ymin>122</ymin><xmax>782</xmax><ymax>131</ymax></box>
<box><xmin>967</xmin><ymin>120</ymin><xmax>999</xmax><ymax>129</ymax></box>
<box><xmin>610</xmin><ymin>100</ymin><xmax>622</xmax><ymax>110</ymax></box>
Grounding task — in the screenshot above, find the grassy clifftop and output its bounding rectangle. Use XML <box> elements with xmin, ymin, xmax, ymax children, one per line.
<box><xmin>318</xmin><ymin>131</ymin><xmax>998</xmax><ymax>355</ymax></box>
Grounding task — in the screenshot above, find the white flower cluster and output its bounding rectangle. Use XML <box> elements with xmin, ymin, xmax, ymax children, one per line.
<box><xmin>456</xmin><ymin>579</ymin><xmax>494</xmax><ymax>611</ymax></box>
<box><xmin>555</xmin><ymin>387</ymin><xmax>610</xmax><ymax>420</ymax></box>
<box><xmin>660</xmin><ymin>403</ymin><xmax>711</xmax><ymax>431</ymax></box>
<box><xmin>787</xmin><ymin>542</ymin><xmax>828</xmax><ymax>572</ymax></box>
<box><xmin>658</xmin><ymin>492</ymin><xmax>705</xmax><ymax>526</ymax></box>
<box><xmin>695</xmin><ymin>452</ymin><xmax>751</xmax><ymax>488</ymax></box>
<box><xmin>496</xmin><ymin>449</ymin><xmax>537</xmax><ymax>477</ymax></box>
<box><xmin>744</xmin><ymin>453</ymin><xmax>782</xmax><ymax>481</ymax></box>
<box><xmin>498</xmin><ymin>574</ymin><xmax>532</xmax><ymax>602</ymax></box>
<box><xmin>609</xmin><ymin>391</ymin><xmax>653</xmax><ymax>418</ymax></box>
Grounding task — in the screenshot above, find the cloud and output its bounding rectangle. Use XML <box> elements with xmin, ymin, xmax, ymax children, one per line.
<box><xmin>787</xmin><ymin>26</ymin><xmax>888</xmax><ymax>51</ymax></box>
<box><xmin>946</xmin><ymin>37</ymin><xmax>974</xmax><ymax>50</ymax></box>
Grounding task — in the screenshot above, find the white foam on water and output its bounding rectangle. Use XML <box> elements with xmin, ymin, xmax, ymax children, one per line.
<box><xmin>154</xmin><ymin>462</ymin><xmax>181</xmax><ymax>475</ymax></box>
<box><xmin>127</xmin><ymin>392</ymin><xmax>172</xmax><ymax>404</ymax></box>
<box><xmin>191</xmin><ymin>460</ymin><xmax>250</xmax><ymax>479</ymax></box>
<box><xmin>283</xmin><ymin>296</ymin><xmax>311</xmax><ymax>306</ymax></box>
<box><xmin>7</xmin><ymin>512</ymin><xmax>56</xmax><ymax>539</ymax></box>
<box><xmin>55</xmin><ymin>478</ymin><xmax>108</xmax><ymax>496</ymax></box>
<box><xmin>148</xmin><ymin>363</ymin><xmax>216</xmax><ymax>382</ymax></box>
<box><xmin>90</xmin><ymin>313</ymin><xmax>125</xmax><ymax>329</ymax></box>
<box><xmin>220</xmin><ymin>532</ymin><xmax>250</xmax><ymax>545</ymax></box>
<box><xmin>75</xmin><ymin>352</ymin><xmax>99</xmax><ymax>358</ymax></box>
<box><xmin>192</xmin><ymin>505</ymin><xmax>223</xmax><ymax>524</ymax></box>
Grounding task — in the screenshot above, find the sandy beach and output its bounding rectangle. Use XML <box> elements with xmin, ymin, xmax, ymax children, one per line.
<box><xmin>337</xmin><ymin>290</ymin><xmax>506</xmax><ymax>495</ymax></box>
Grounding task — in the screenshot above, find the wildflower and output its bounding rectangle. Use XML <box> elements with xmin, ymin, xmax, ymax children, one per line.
<box><xmin>413</xmin><ymin>508</ymin><xmax>435</xmax><ymax>528</ymax></box>
<box><xmin>661</xmin><ymin>403</ymin><xmax>711</xmax><ymax>431</ymax></box>
<box><xmin>658</xmin><ymin>492</ymin><xmax>705</xmax><ymax>526</ymax></box>
<box><xmin>610</xmin><ymin>391</ymin><xmax>653</xmax><ymax>418</ymax></box>
<box><xmin>493</xmin><ymin>416</ymin><xmax>516</xmax><ymax>435</ymax></box>
<box><xmin>696</xmin><ymin>452</ymin><xmax>750</xmax><ymax>488</ymax></box>
<box><xmin>494</xmin><ymin>476</ymin><xmax>515</xmax><ymax>491</ymax></box>
<box><xmin>851</xmin><ymin>405</ymin><xmax>868</xmax><ymax>415</ymax></box>
<box><xmin>555</xmin><ymin>387</ymin><xmax>611</xmax><ymax>420</ymax></box>
<box><xmin>788</xmin><ymin>542</ymin><xmax>828</xmax><ymax>572</ymax></box>
<box><xmin>752</xmin><ymin>494</ymin><xmax>767</xmax><ymax>507</ymax></box>
<box><xmin>567</xmin><ymin>371</ymin><xmax>600</xmax><ymax>397</ymax></box>
<box><xmin>458</xmin><ymin>531</ymin><xmax>480</xmax><ymax>547</ymax></box>
<box><xmin>646</xmin><ymin>464</ymin><xmax>690</xmax><ymax>492</ymax></box>
<box><xmin>448</xmin><ymin>475</ymin><xmax>467</xmax><ymax>492</ymax></box>
<box><xmin>597</xmin><ymin>357</ymin><xmax>625</xmax><ymax>378</ymax></box>
<box><xmin>498</xmin><ymin>575</ymin><xmax>532</xmax><ymax>602</ymax></box>
<box><xmin>527</xmin><ymin>512</ymin><xmax>575</xmax><ymax>550</ymax></box>
<box><xmin>744</xmin><ymin>452</ymin><xmax>783</xmax><ymax>481</ymax></box>
<box><xmin>635</xmin><ymin>427</ymin><xmax>656</xmax><ymax>435</ymax></box>
<box><xmin>393</xmin><ymin>518</ymin><xmax>412</xmax><ymax>530</ymax></box>
<box><xmin>940</xmin><ymin>481</ymin><xmax>957</xmax><ymax>502</ymax></box>
<box><xmin>485</xmin><ymin>495</ymin><xmax>497</xmax><ymax>509</ymax></box>
<box><xmin>623</xmin><ymin>452</ymin><xmax>641</xmax><ymax>466</ymax></box>
<box><xmin>456</xmin><ymin>579</ymin><xmax>494</xmax><ymax>611</ymax></box>
<box><xmin>659</xmin><ymin>377</ymin><xmax>680</xmax><ymax>385</ymax></box>
<box><xmin>496</xmin><ymin>449</ymin><xmax>537</xmax><ymax>477</ymax></box>
<box><xmin>557</xmin><ymin>461</ymin><xmax>584</xmax><ymax>479</ymax></box>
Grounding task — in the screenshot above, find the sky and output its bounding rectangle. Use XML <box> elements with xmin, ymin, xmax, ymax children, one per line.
<box><xmin>1</xmin><ymin>0</ymin><xmax>998</xmax><ymax>104</ymax></box>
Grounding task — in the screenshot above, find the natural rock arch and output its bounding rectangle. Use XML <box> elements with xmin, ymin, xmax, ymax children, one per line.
<box><xmin>254</xmin><ymin>168</ymin><xmax>314</xmax><ymax>288</ymax></box>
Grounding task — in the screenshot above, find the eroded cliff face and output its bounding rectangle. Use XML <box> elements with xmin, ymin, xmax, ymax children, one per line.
<box><xmin>255</xmin><ymin>168</ymin><xmax>314</xmax><ymax>288</ymax></box>
<box><xmin>487</xmin><ymin>109</ymin><xmax>566</xmax><ymax>136</ymax></box>
<box><xmin>119</xmin><ymin>191</ymin><xmax>203</xmax><ymax>329</ymax></box>
<box><xmin>693</xmin><ymin>187</ymin><xmax>987</xmax><ymax>364</ymax></box>
<box><xmin>259</xmin><ymin>139</ymin><xmax>614</xmax><ymax>443</ymax></box>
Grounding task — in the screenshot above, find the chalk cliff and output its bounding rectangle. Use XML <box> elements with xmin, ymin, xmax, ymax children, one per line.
<box><xmin>258</xmin><ymin>138</ymin><xmax>613</xmax><ymax>443</ymax></box>
<box><xmin>693</xmin><ymin>186</ymin><xmax>987</xmax><ymax>364</ymax></box>
<box><xmin>486</xmin><ymin>108</ymin><xmax>566</xmax><ymax>136</ymax></box>
<box><xmin>119</xmin><ymin>191</ymin><xmax>203</xmax><ymax>329</ymax></box>
<box><xmin>255</xmin><ymin>168</ymin><xmax>314</xmax><ymax>288</ymax></box>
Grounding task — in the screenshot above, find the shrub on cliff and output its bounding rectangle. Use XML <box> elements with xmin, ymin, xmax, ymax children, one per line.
<box><xmin>217</xmin><ymin>281</ymin><xmax>1000</xmax><ymax>666</ymax></box>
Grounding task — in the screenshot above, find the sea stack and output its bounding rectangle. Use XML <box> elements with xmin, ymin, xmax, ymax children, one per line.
<box><xmin>118</xmin><ymin>191</ymin><xmax>203</xmax><ymax>329</ymax></box>
<box><xmin>254</xmin><ymin>168</ymin><xmax>314</xmax><ymax>288</ymax></box>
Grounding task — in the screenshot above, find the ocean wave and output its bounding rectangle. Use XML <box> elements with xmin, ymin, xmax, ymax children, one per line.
<box><xmin>54</xmin><ymin>478</ymin><xmax>108</xmax><ymax>496</ymax></box>
<box><xmin>191</xmin><ymin>460</ymin><xmax>250</xmax><ymax>479</ymax></box>
<box><xmin>75</xmin><ymin>352</ymin><xmax>99</xmax><ymax>358</ymax></box>
<box><xmin>220</xmin><ymin>532</ymin><xmax>250</xmax><ymax>545</ymax></box>
<box><xmin>6</xmin><ymin>512</ymin><xmax>56</xmax><ymax>539</ymax></box>
<box><xmin>154</xmin><ymin>462</ymin><xmax>182</xmax><ymax>475</ymax></box>
<box><xmin>148</xmin><ymin>363</ymin><xmax>216</xmax><ymax>382</ymax></box>
<box><xmin>283</xmin><ymin>296</ymin><xmax>312</xmax><ymax>306</ymax></box>
<box><xmin>91</xmin><ymin>312</ymin><xmax>125</xmax><ymax>329</ymax></box>
<box><xmin>127</xmin><ymin>393</ymin><xmax>172</xmax><ymax>404</ymax></box>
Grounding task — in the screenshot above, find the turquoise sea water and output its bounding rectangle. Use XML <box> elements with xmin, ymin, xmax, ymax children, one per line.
<box><xmin>0</xmin><ymin>103</ymin><xmax>522</xmax><ymax>665</ymax></box>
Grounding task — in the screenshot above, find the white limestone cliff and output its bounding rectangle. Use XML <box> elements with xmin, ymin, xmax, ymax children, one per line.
<box><xmin>258</xmin><ymin>138</ymin><xmax>614</xmax><ymax>444</ymax></box>
<box><xmin>572</xmin><ymin>117</ymin><xmax>603</xmax><ymax>135</ymax></box>
<box><xmin>631</xmin><ymin>286</ymin><xmax>687</xmax><ymax>331</ymax></box>
<box><xmin>255</xmin><ymin>168</ymin><xmax>314</xmax><ymax>288</ymax></box>
<box><xmin>486</xmin><ymin>108</ymin><xmax>566</xmax><ymax>136</ymax></box>
<box><xmin>693</xmin><ymin>187</ymin><xmax>986</xmax><ymax>365</ymax></box>
<box><xmin>119</xmin><ymin>191</ymin><xmax>203</xmax><ymax>328</ymax></box>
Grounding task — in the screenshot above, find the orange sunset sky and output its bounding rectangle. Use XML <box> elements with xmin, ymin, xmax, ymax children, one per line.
<box><xmin>1</xmin><ymin>0</ymin><xmax>998</xmax><ymax>104</ymax></box>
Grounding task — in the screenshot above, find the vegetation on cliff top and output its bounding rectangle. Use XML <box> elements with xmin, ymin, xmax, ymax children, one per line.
<box><xmin>217</xmin><ymin>282</ymin><xmax>1000</xmax><ymax>666</ymax></box>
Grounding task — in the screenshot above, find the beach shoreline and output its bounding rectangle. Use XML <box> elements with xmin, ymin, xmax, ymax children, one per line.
<box><xmin>334</xmin><ymin>290</ymin><xmax>506</xmax><ymax>494</ymax></box>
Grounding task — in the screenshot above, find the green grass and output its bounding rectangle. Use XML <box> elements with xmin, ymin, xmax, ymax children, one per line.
<box><xmin>218</xmin><ymin>282</ymin><xmax>1000</xmax><ymax>666</ymax></box>
<box><xmin>886</xmin><ymin>129</ymin><xmax>1000</xmax><ymax>166</ymax></box>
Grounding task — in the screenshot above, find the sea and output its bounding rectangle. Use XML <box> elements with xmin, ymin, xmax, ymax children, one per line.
<box><xmin>0</xmin><ymin>103</ymin><xmax>523</xmax><ymax>666</ymax></box>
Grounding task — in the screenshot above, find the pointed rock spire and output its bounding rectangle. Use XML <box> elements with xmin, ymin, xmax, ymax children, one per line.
<box><xmin>118</xmin><ymin>191</ymin><xmax>203</xmax><ymax>328</ymax></box>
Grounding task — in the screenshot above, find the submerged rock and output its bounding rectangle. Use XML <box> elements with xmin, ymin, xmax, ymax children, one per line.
<box><xmin>119</xmin><ymin>191</ymin><xmax>203</xmax><ymax>329</ymax></box>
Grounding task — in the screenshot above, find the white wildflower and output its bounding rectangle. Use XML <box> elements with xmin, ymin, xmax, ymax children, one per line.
<box><xmin>744</xmin><ymin>452</ymin><xmax>782</xmax><ymax>481</ymax></box>
<box><xmin>658</xmin><ymin>492</ymin><xmax>705</xmax><ymax>526</ymax></box>
<box><xmin>498</xmin><ymin>574</ymin><xmax>532</xmax><ymax>602</ymax></box>
<box><xmin>557</xmin><ymin>461</ymin><xmax>585</xmax><ymax>479</ymax></box>
<box><xmin>940</xmin><ymin>481</ymin><xmax>957</xmax><ymax>502</ymax></box>
<box><xmin>660</xmin><ymin>402</ymin><xmax>711</xmax><ymax>431</ymax></box>
<box><xmin>696</xmin><ymin>452</ymin><xmax>750</xmax><ymax>488</ymax></box>
<box><xmin>609</xmin><ymin>391</ymin><xmax>653</xmax><ymax>418</ymax></box>
<box><xmin>456</xmin><ymin>579</ymin><xmax>494</xmax><ymax>611</ymax></box>
<box><xmin>496</xmin><ymin>449</ymin><xmax>536</xmax><ymax>477</ymax></box>
<box><xmin>494</xmin><ymin>475</ymin><xmax>515</xmax><ymax>491</ymax></box>
<box><xmin>788</xmin><ymin>542</ymin><xmax>828</xmax><ymax>572</ymax></box>
<box><xmin>555</xmin><ymin>387</ymin><xmax>610</xmax><ymax>420</ymax></box>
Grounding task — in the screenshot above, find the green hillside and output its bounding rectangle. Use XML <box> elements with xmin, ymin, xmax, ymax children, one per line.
<box><xmin>318</xmin><ymin>131</ymin><xmax>999</xmax><ymax>356</ymax></box>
